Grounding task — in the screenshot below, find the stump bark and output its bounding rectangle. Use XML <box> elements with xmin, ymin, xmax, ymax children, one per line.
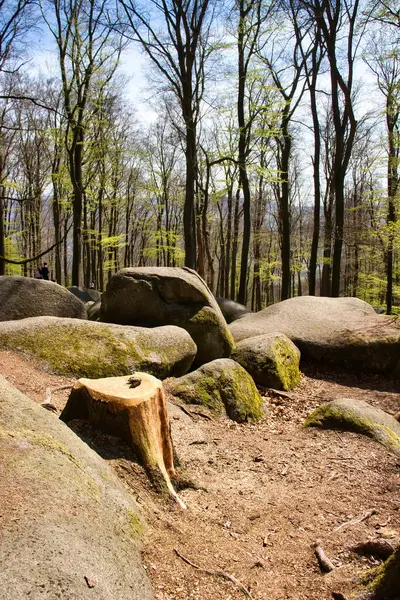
<box><xmin>61</xmin><ymin>373</ymin><xmax>186</xmax><ymax>508</ymax></box>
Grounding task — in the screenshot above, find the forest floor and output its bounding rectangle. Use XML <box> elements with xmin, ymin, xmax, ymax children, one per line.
<box><xmin>1</xmin><ymin>349</ymin><xmax>399</xmax><ymax>600</ymax></box>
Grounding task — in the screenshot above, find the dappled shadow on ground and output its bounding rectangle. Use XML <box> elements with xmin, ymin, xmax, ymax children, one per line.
<box><xmin>1</xmin><ymin>348</ymin><xmax>400</xmax><ymax>600</ymax></box>
<box><xmin>301</xmin><ymin>361</ymin><xmax>400</xmax><ymax>395</ymax></box>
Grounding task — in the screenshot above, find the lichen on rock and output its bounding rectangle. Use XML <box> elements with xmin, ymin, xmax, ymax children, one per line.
<box><xmin>165</xmin><ymin>358</ymin><xmax>263</xmax><ymax>423</ymax></box>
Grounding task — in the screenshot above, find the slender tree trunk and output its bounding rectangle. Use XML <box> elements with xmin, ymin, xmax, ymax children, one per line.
<box><xmin>183</xmin><ymin>95</ymin><xmax>197</xmax><ymax>270</ymax></box>
<box><xmin>278</xmin><ymin>128</ymin><xmax>292</xmax><ymax>301</ymax></box>
<box><xmin>224</xmin><ymin>185</ymin><xmax>233</xmax><ymax>297</ymax></box>
<box><xmin>237</xmin><ymin>5</ymin><xmax>251</xmax><ymax>304</ymax></box>
<box><xmin>231</xmin><ymin>187</ymin><xmax>241</xmax><ymax>300</ymax></box>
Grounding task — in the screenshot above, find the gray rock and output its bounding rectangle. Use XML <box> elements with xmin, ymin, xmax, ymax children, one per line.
<box><xmin>229</xmin><ymin>296</ymin><xmax>400</xmax><ymax>375</ymax></box>
<box><xmin>0</xmin><ymin>316</ymin><xmax>196</xmax><ymax>379</ymax></box>
<box><xmin>305</xmin><ymin>397</ymin><xmax>400</xmax><ymax>456</ymax></box>
<box><xmin>68</xmin><ymin>286</ymin><xmax>102</xmax><ymax>303</ymax></box>
<box><xmin>165</xmin><ymin>358</ymin><xmax>263</xmax><ymax>423</ymax></box>
<box><xmin>101</xmin><ymin>267</ymin><xmax>234</xmax><ymax>365</ymax></box>
<box><xmin>216</xmin><ymin>297</ymin><xmax>252</xmax><ymax>324</ymax></box>
<box><xmin>0</xmin><ymin>377</ymin><xmax>154</xmax><ymax>600</ymax></box>
<box><xmin>0</xmin><ymin>276</ymin><xmax>86</xmax><ymax>321</ymax></box>
<box><xmin>232</xmin><ymin>333</ymin><xmax>301</xmax><ymax>390</ymax></box>
<box><xmin>87</xmin><ymin>298</ymin><xmax>101</xmax><ymax>321</ymax></box>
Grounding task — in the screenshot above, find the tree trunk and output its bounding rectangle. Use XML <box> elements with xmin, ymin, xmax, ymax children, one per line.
<box><xmin>230</xmin><ymin>187</ymin><xmax>241</xmax><ymax>300</ymax></box>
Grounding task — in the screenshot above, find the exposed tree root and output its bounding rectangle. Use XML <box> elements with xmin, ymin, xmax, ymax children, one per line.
<box><xmin>174</xmin><ymin>548</ymin><xmax>254</xmax><ymax>600</ymax></box>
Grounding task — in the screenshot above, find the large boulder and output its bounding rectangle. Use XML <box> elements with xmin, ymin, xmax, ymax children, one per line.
<box><xmin>0</xmin><ymin>316</ymin><xmax>196</xmax><ymax>379</ymax></box>
<box><xmin>87</xmin><ymin>297</ymin><xmax>101</xmax><ymax>321</ymax></box>
<box><xmin>0</xmin><ymin>377</ymin><xmax>154</xmax><ymax>600</ymax></box>
<box><xmin>68</xmin><ymin>286</ymin><xmax>102</xmax><ymax>303</ymax></box>
<box><xmin>0</xmin><ymin>276</ymin><xmax>86</xmax><ymax>321</ymax></box>
<box><xmin>229</xmin><ymin>296</ymin><xmax>400</xmax><ymax>375</ymax></box>
<box><xmin>305</xmin><ymin>398</ymin><xmax>400</xmax><ymax>456</ymax></box>
<box><xmin>232</xmin><ymin>333</ymin><xmax>301</xmax><ymax>390</ymax></box>
<box><xmin>165</xmin><ymin>358</ymin><xmax>263</xmax><ymax>423</ymax></box>
<box><xmin>100</xmin><ymin>267</ymin><xmax>234</xmax><ymax>365</ymax></box>
<box><xmin>216</xmin><ymin>297</ymin><xmax>252</xmax><ymax>324</ymax></box>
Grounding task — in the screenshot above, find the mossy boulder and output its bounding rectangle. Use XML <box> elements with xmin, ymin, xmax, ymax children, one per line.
<box><xmin>216</xmin><ymin>297</ymin><xmax>252</xmax><ymax>324</ymax></box>
<box><xmin>0</xmin><ymin>377</ymin><xmax>154</xmax><ymax>600</ymax></box>
<box><xmin>229</xmin><ymin>296</ymin><xmax>400</xmax><ymax>376</ymax></box>
<box><xmin>0</xmin><ymin>276</ymin><xmax>86</xmax><ymax>321</ymax></box>
<box><xmin>359</xmin><ymin>543</ymin><xmax>400</xmax><ymax>599</ymax></box>
<box><xmin>305</xmin><ymin>398</ymin><xmax>400</xmax><ymax>456</ymax></box>
<box><xmin>100</xmin><ymin>267</ymin><xmax>234</xmax><ymax>365</ymax></box>
<box><xmin>232</xmin><ymin>333</ymin><xmax>301</xmax><ymax>390</ymax></box>
<box><xmin>165</xmin><ymin>358</ymin><xmax>263</xmax><ymax>423</ymax></box>
<box><xmin>0</xmin><ymin>316</ymin><xmax>196</xmax><ymax>379</ymax></box>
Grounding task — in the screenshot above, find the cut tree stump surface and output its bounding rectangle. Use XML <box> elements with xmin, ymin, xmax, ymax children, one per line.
<box><xmin>61</xmin><ymin>373</ymin><xmax>186</xmax><ymax>508</ymax></box>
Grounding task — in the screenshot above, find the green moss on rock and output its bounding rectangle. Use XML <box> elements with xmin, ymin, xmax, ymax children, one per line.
<box><xmin>305</xmin><ymin>398</ymin><xmax>400</xmax><ymax>456</ymax></box>
<box><xmin>0</xmin><ymin>317</ymin><xmax>196</xmax><ymax>379</ymax></box>
<box><xmin>0</xmin><ymin>324</ymin><xmax>141</xmax><ymax>378</ymax></box>
<box><xmin>165</xmin><ymin>358</ymin><xmax>263</xmax><ymax>423</ymax></box>
<box><xmin>359</xmin><ymin>544</ymin><xmax>400</xmax><ymax>599</ymax></box>
<box><xmin>126</xmin><ymin>509</ymin><xmax>145</xmax><ymax>539</ymax></box>
<box><xmin>232</xmin><ymin>333</ymin><xmax>301</xmax><ymax>390</ymax></box>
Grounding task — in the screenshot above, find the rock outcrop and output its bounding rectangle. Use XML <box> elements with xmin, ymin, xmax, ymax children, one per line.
<box><xmin>0</xmin><ymin>276</ymin><xmax>86</xmax><ymax>321</ymax></box>
<box><xmin>165</xmin><ymin>358</ymin><xmax>263</xmax><ymax>423</ymax></box>
<box><xmin>305</xmin><ymin>398</ymin><xmax>400</xmax><ymax>456</ymax></box>
<box><xmin>216</xmin><ymin>297</ymin><xmax>252</xmax><ymax>324</ymax></box>
<box><xmin>100</xmin><ymin>267</ymin><xmax>234</xmax><ymax>365</ymax></box>
<box><xmin>232</xmin><ymin>333</ymin><xmax>301</xmax><ymax>390</ymax></box>
<box><xmin>87</xmin><ymin>298</ymin><xmax>101</xmax><ymax>321</ymax></box>
<box><xmin>229</xmin><ymin>296</ymin><xmax>400</xmax><ymax>375</ymax></box>
<box><xmin>68</xmin><ymin>286</ymin><xmax>102</xmax><ymax>303</ymax></box>
<box><xmin>0</xmin><ymin>377</ymin><xmax>154</xmax><ymax>600</ymax></box>
<box><xmin>0</xmin><ymin>317</ymin><xmax>196</xmax><ymax>379</ymax></box>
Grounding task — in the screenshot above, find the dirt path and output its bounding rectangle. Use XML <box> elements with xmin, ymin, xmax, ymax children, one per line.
<box><xmin>1</xmin><ymin>350</ymin><xmax>399</xmax><ymax>600</ymax></box>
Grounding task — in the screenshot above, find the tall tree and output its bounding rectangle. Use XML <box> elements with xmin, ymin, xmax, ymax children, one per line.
<box><xmin>0</xmin><ymin>0</ymin><xmax>35</xmax><ymax>275</ymax></box>
<box><xmin>119</xmin><ymin>0</ymin><xmax>215</xmax><ymax>270</ymax></box>
<box><xmin>365</xmin><ymin>31</ymin><xmax>400</xmax><ymax>314</ymax></box>
<box><xmin>302</xmin><ymin>0</ymin><xmax>362</xmax><ymax>297</ymax></box>
<box><xmin>41</xmin><ymin>0</ymin><xmax>123</xmax><ymax>286</ymax></box>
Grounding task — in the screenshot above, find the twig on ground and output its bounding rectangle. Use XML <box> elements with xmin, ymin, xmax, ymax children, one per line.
<box><xmin>313</xmin><ymin>540</ymin><xmax>335</xmax><ymax>573</ymax></box>
<box><xmin>192</xmin><ymin>410</ymin><xmax>214</xmax><ymax>421</ymax></box>
<box><xmin>44</xmin><ymin>385</ymin><xmax>72</xmax><ymax>404</ymax></box>
<box><xmin>333</xmin><ymin>509</ymin><xmax>376</xmax><ymax>533</ymax></box>
<box><xmin>177</xmin><ymin>405</ymin><xmax>195</xmax><ymax>419</ymax></box>
<box><xmin>174</xmin><ymin>548</ymin><xmax>254</xmax><ymax>600</ymax></box>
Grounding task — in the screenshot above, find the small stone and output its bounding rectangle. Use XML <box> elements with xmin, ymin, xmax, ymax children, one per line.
<box><xmin>84</xmin><ymin>576</ymin><xmax>96</xmax><ymax>588</ymax></box>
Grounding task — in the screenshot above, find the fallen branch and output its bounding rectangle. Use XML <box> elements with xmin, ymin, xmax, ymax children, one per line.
<box><xmin>174</xmin><ymin>548</ymin><xmax>254</xmax><ymax>600</ymax></box>
<box><xmin>313</xmin><ymin>541</ymin><xmax>335</xmax><ymax>573</ymax></box>
<box><xmin>192</xmin><ymin>410</ymin><xmax>214</xmax><ymax>421</ymax></box>
<box><xmin>177</xmin><ymin>405</ymin><xmax>194</xmax><ymax>419</ymax></box>
<box><xmin>333</xmin><ymin>509</ymin><xmax>376</xmax><ymax>533</ymax></box>
<box><xmin>44</xmin><ymin>385</ymin><xmax>73</xmax><ymax>404</ymax></box>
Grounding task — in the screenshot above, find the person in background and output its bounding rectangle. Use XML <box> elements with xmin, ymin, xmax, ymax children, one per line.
<box><xmin>34</xmin><ymin>267</ymin><xmax>43</xmax><ymax>279</ymax></box>
<box><xmin>41</xmin><ymin>262</ymin><xmax>50</xmax><ymax>280</ymax></box>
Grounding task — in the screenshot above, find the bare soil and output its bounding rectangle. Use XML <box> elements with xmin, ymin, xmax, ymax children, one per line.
<box><xmin>1</xmin><ymin>349</ymin><xmax>399</xmax><ymax>600</ymax></box>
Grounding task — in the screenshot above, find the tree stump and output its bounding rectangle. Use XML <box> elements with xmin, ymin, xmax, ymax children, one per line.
<box><xmin>61</xmin><ymin>373</ymin><xmax>186</xmax><ymax>509</ymax></box>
